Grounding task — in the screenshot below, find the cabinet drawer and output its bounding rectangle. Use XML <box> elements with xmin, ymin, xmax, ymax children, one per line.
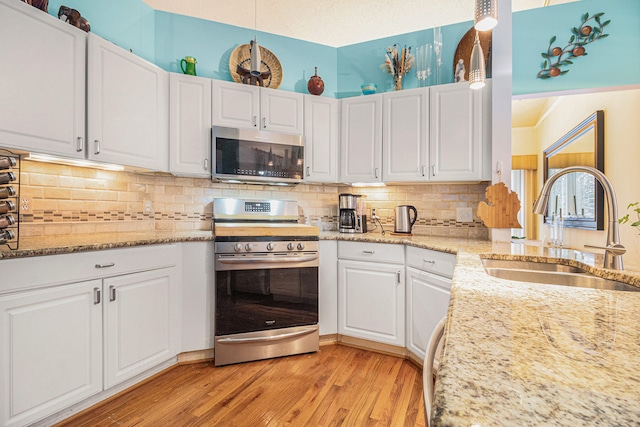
<box><xmin>0</xmin><ymin>244</ymin><xmax>179</xmax><ymax>295</ymax></box>
<box><xmin>338</xmin><ymin>241</ymin><xmax>404</xmax><ymax>264</ymax></box>
<box><xmin>405</xmin><ymin>246</ymin><xmax>456</xmax><ymax>278</ymax></box>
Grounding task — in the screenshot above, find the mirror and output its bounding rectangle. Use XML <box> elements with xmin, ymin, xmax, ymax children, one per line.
<box><xmin>543</xmin><ymin>110</ymin><xmax>604</xmax><ymax>230</ymax></box>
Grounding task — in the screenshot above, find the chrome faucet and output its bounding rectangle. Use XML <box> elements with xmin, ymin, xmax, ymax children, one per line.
<box><xmin>532</xmin><ymin>166</ymin><xmax>626</xmax><ymax>270</ymax></box>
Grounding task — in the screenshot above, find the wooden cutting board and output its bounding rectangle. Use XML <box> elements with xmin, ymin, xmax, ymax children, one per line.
<box><xmin>477</xmin><ymin>182</ymin><xmax>522</xmax><ymax>229</ymax></box>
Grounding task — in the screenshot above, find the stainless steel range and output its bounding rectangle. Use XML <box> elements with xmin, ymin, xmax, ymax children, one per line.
<box><xmin>213</xmin><ymin>198</ymin><xmax>320</xmax><ymax>366</ymax></box>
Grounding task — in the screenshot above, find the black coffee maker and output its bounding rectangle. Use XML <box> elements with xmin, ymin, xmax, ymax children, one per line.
<box><xmin>339</xmin><ymin>193</ymin><xmax>367</xmax><ymax>233</ymax></box>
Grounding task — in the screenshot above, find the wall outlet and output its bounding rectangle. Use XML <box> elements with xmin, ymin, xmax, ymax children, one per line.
<box><xmin>371</xmin><ymin>208</ymin><xmax>377</xmax><ymax>219</ymax></box>
<box><xmin>456</xmin><ymin>207</ymin><xmax>473</xmax><ymax>223</ymax></box>
<box><xmin>21</xmin><ymin>197</ymin><xmax>29</xmax><ymax>211</ymax></box>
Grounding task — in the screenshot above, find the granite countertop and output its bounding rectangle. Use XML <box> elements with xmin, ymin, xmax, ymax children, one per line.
<box><xmin>2</xmin><ymin>229</ymin><xmax>640</xmax><ymax>425</ymax></box>
<box><xmin>0</xmin><ymin>231</ymin><xmax>214</xmax><ymax>259</ymax></box>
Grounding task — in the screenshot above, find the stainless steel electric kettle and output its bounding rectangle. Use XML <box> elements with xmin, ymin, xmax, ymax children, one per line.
<box><xmin>394</xmin><ymin>205</ymin><xmax>418</xmax><ymax>234</ymax></box>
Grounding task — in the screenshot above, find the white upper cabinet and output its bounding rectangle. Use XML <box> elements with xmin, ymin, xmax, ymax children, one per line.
<box><xmin>340</xmin><ymin>95</ymin><xmax>383</xmax><ymax>183</ymax></box>
<box><xmin>169</xmin><ymin>73</ymin><xmax>212</xmax><ymax>177</ymax></box>
<box><xmin>429</xmin><ymin>81</ymin><xmax>491</xmax><ymax>181</ymax></box>
<box><xmin>212</xmin><ymin>80</ymin><xmax>260</xmax><ymax>129</ymax></box>
<box><xmin>261</xmin><ymin>86</ymin><xmax>304</xmax><ymax>134</ymax></box>
<box><xmin>212</xmin><ymin>80</ymin><xmax>304</xmax><ymax>134</ymax></box>
<box><xmin>87</xmin><ymin>33</ymin><xmax>169</xmax><ymax>171</ymax></box>
<box><xmin>303</xmin><ymin>96</ymin><xmax>340</xmax><ymax>183</ymax></box>
<box><xmin>382</xmin><ymin>88</ymin><xmax>430</xmax><ymax>182</ymax></box>
<box><xmin>0</xmin><ymin>0</ymin><xmax>86</xmax><ymax>158</ymax></box>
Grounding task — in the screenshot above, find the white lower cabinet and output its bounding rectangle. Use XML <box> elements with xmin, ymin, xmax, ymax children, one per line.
<box><xmin>103</xmin><ymin>267</ymin><xmax>179</xmax><ymax>389</ymax></box>
<box><xmin>0</xmin><ymin>280</ymin><xmax>102</xmax><ymax>427</ymax></box>
<box><xmin>405</xmin><ymin>267</ymin><xmax>451</xmax><ymax>360</ymax></box>
<box><xmin>319</xmin><ymin>240</ymin><xmax>338</xmax><ymax>336</ymax></box>
<box><xmin>0</xmin><ymin>245</ymin><xmax>179</xmax><ymax>427</ymax></box>
<box><xmin>405</xmin><ymin>246</ymin><xmax>455</xmax><ymax>361</ymax></box>
<box><xmin>337</xmin><ymin>242</ymin><xmax>405</xmax><ymax>346</ymax></box>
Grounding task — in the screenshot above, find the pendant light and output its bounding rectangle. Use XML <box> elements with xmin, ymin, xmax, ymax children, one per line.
<box><xmin>474</xmin><ymin>0</ymin><xmax>498</xmax><ymax>31</ymax></box>
<box><xmin>469</xmin><ymin>32</ymin><xmax>486</xmax><ymax>90</ymax></box>
<box><xmin>249</xmin><ymin>0</ymin><xmax>262</xmax><ymax>76</ymax></box>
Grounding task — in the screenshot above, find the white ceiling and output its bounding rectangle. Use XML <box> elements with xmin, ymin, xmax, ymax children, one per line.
<box><xmin>142</xmin><ymin>0</ymin><xmax>578</xmax><ymax>47</ymax></box>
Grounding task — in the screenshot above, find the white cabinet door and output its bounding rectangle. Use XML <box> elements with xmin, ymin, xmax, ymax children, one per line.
<box><xmin>383</xmin><ymin>88</ymin><xmax>429</xmax><ymax>182</ymax></box>
<box><xmin>180</xmin><ymin>242</ymin><xmax>214</xmax><ymax>352</ymax></box>
<box><xmin>211</xmin><ymin>81</ymin><xmax>303</xmax><ymax>134</ymax></box>
<box><xmin>303</xmin><ymin>96</ymin><xmax>339</xmax><ymax>183</ymax></box>
<box><xmin>260</xmin><ymin>87</ymin><xmax>304</xmax><ymax>134</ymax></box>
<box><xmin>169</xmin><ymin>73</ymin><xmax>212</xmax><ymax>177</ymax></box>
<box><xmin>211</xmin><ymin>80</ymin><xmax>260</xmax><ymax>129</ymax></box>
<box><xmin>319</xmin><ymin>240</ymin><xmax>338</xmax><ymax>336</ymax></box>
<box><xmin>340</xmin><ymin>95</ymin><xmax>383</xmax><ymax>183</ymax></box>
<box><xmin>429</xmin><ymin>81</ymin><xmax>490</xmax><ymax>181</ymax></box>
<box><xmin>103</xmin><ymin>267</ymin><xmax>178</xmax><ymax>389</ymax></box>
<box><xmin>87</xmin><ymin>33</ymin><xmax>169</xmax><ymax>171</ymax></box>
<box><xmin>0</xmin><ymin>0</ymin><xmax>86</xmax><ymax>158</ymax></box>
<box><xmin>338</xmin><ymin>259</ymin><xmax>404</xmax><ymax>346</ymax></box>
<box><xmin>405</xmin><ymin>266</ymin><xmax>451</xmax><ymax>361</ymax></box>
<box><xmin>0</xmin><ymin>280</ymin><xmax>102</xmax><ymax>427</ymax></box>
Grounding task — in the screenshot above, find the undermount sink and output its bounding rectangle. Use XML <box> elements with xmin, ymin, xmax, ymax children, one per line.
<box><xmin>481</xmin><ymin>258</ymin><xmax>640</xmax><ymax>293</ymax></box>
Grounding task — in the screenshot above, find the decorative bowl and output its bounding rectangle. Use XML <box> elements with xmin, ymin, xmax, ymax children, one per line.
<box><xmin>361</xmin><ymin>83</ymin><xmax>377</xmax><ymax>95</ymax></box>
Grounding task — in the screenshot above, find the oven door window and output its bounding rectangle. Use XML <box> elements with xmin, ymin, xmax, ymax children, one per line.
<box><xmin>215</xmin><ymin>137</ymin><xmax>304</xmax><ymax>179</ymax></box>
<box><xmin>216</xmin><ymin>267</ymin><xmax>318</xmax><ymax>336</ymax></box>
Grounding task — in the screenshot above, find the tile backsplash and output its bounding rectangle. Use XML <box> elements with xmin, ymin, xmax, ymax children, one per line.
<box><xmin>17</xmin><ymin>160</ymin><xmax>489</xmax><ymax>239</ymax></box>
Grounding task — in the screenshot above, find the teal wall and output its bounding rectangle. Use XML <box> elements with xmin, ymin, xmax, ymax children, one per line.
<box><xmin>512</xmin><ymin>0</ymin><xmax>640</xmax><ymax>96</ymax></box>
<box><xmin>48</xmin><ymin>0</ymin><xmax>156</xmax><ymax>63</ymax></box>
<box><xmin>336</xmin><ymin>21</ymin><xmax>472</xmax><ymax>98</ymax></box>
<box><xmin>153</xmin><ymin>12</ymin><xmax>337</xmax><ymax>95</ymax></box>
<box><xmin>45</xmin><ymin>0</ymin><xmax>640</xmax><ymax>97</ymax></box>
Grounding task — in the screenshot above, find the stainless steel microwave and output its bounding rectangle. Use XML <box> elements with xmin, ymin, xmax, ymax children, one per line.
<box><xmin>211</xmin><ymin>126</ymin><xmax>304</xmax><ymax>185</ymax></box>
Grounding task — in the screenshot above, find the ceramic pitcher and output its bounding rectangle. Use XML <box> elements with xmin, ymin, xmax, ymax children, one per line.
<box><xmin>180</xmin><ymin>56</ymin><xmax>197</xmax><ymax>76</ymax></box>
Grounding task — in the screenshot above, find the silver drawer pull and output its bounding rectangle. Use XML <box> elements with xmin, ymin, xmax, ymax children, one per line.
<box><xmin>423</xmin><ymin>259</ymin><xmax>436</xmax><ymax>264</ymax></box>
<box><xmin>362</xmin><ymin>250</ymin><xmax>375</xmax><ymax>254</ymax></box>
<box><xmin>95</xmin><ymin>262</ymin><xmax>115</xmax><ymax>269</ymax></box>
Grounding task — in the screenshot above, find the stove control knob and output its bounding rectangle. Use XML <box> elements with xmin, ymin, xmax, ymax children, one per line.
<box><xmin>266</xmin><ymin>242</ymin><xmax>275</xmax><ymax>251</ymax></box>
<box><xmin>287</xmin><ymin>242</ymin><xmax>295</xmax><ymax>250</ymax></box>
<box><xmin>245</xmin><ymin>243</ymin><xmax>254</xmax><ymax>251</ymax></box>
<box><xmin>297</xmin><ymin>243</ymin><xmax>305</xmax><ymax>250</ymax></box>
<box><xmin>234</xmin><ymin>243</ymin><xmax>243</xmax><ymax>252</ymax></box>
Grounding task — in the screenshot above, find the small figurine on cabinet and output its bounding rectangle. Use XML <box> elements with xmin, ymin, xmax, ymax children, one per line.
<box><xmin>454</xmin><ymin>59</ymin><xmax>466</xmax><ymax>82</ymax></box>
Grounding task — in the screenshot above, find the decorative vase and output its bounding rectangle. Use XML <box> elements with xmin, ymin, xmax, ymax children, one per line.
<box><xmin>307</xmin><ymin>66</ymin><xmax>325</xmax><ymax>96</ymax></box>
<box><xmin>393</xmin><ymin>75</ymin><xmax>403</xmax><ymax>91</ymax></box>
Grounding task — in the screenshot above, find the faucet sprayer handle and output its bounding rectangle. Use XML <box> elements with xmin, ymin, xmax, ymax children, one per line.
<box><xmin>584</xmin><ymin>243</ymin><xmax>627</xmax><ymax>256</ymax></box>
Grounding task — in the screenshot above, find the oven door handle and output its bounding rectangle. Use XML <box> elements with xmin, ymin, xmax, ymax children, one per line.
<box><xmin>217</xmin><ymin>254</ymin><xmax>319</xmax><ymax>264</ymax></box>
<box><xmin>216</xmin><ymin>327</ymin><xmax>317</xmax><ymax>344</ymax></box>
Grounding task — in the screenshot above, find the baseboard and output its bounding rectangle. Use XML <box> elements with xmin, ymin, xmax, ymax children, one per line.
<box><xmin>337</xmin><ymin>335</ymin><xmax>408</xmax><ymax>359</ymax></box>
<box><xmin>177</xmin><ymin>348</ymin><xmax>214</xmax><ymax>364</ymax></box>
<box><xmin>320</xmin><ymin>333</ymin><xmax>338</xmax><ymax>345</ymax></box>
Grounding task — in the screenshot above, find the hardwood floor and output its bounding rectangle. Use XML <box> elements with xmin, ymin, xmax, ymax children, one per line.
<box><xmin>55</xmin><ymin>344</ymin><xmax>426</xmax><ymax>426</ymax></box>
